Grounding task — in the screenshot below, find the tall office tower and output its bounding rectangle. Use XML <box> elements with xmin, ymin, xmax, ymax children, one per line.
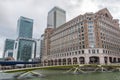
<box><xmin>43</xmin><ymin>8</ymin><xmax>120</xmax><ymax>66</ymax></box>
<box><xmin>3</xmin><ymin>39</ymin><xmax>15</xmax><ymax>58</ymax></box>
<box><xmin>13</xmin><ymin>16</ymin><xmax>35</xmax><ymax>61</ymax></box>
<box><xmin>17</xmin><ymin>16</ymin><xmax>33</xmax><ymax>38</ymax></box>
<box><xmin>47</xmin><ymin>6</ymin><xmax>66</xmax><ymax>28</ymax></box>
<box><xmin>13</xmin><ymin>38</ymin><xmax>36</xmax><ymax>61</ymax></box>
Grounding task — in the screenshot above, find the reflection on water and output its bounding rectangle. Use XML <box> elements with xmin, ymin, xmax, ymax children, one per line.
<box><xmin>0</xmin><ymin>70</ymin><xmax>120</xmax><ymax>80</ymax></box>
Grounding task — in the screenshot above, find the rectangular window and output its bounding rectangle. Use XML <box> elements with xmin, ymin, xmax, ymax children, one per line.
<box><xmin>88</xmin><ymin>29</ymin><xmax>93</xmax><ymax>32</ymax></box>
<box><xmin>88</xmin><ymin>21</ymin><xmax>93</xmax><ymax>24</ymax></box>
<box><xmin>83</xmin><ymin>45</ymin><xmax>85</xmax><ymax>48</ymax></box>
<box><xmin>97</xmin><ymin>50</ymin><xmax>99</xmax><ymax>53</ymax></box>
<box><xmin>75</xmin><ymin>51</ymin><xmax>77</xmax><ymax>55</ymax></box>
<box><xmin>79</xmin><ymin>46</ymin><xmax>81</xmax><ymax>49</ymax></box>
<box><xmin>82</xmin><ymin>37</ymin><xmax>84</xmax><ymax>40</ymax></box>
<box><xmin>88</xmin><ymin>26</ymin><xmax>93</xmax><ymax>28</ymax></box>
<box><xmin>82</xmin><ymin>50</ymin><xmax>84</xmax><ymax>54</ymax></box>
<box><xmin>89</xmin><ymin>50</ymin><xmax>91</xmax><ymax>53</ymax></box>
<box><xmin>92</xmin><ymin>49</ymin><xmax>95</xmax><ymax>54</ymax></box>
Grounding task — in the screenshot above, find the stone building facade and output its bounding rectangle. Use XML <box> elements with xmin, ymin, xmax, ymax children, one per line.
<box><xmin>42</xmin><ymin>8</ymin><xmax>120</xmax><ymax>66</ymax></box>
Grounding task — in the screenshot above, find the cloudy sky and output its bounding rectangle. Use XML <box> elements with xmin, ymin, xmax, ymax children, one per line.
<box><xmin>0</xmin><ymin>0</ymin><xmax>120</xmax><ymax>58</ymax></box>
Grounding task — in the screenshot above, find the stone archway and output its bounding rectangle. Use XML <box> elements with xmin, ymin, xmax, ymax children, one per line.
<box><xmin>50</xmin><ymin>60</ymin><xmax>53</xmax><ymax>66</ymax></box>
<box><xmin>58</xmin><ymin>59</ymin><xmax>61</xmax><ymax>65</ymax></box>
<box><xmin>113</xmin><ymin>57</ymin><xmax>117</xmax><ymax>63</ymax></box>
<box><xmin>79</xmin><ymin>57</ymin><xmax>85</xmax><ymax>64</ymax></box>
<box><xmin>67</xmin><ymin>58</ymin><xmax>71</xmax><ymax>65</ymax></box>
<box><xmin>54</xmin><ymin>59</ymin><xmax>57</xmax><ymax>65</ymax></box>
<box><xmin>104</xmin><ymin>57</ymin><xmax>108</xmax><ymax>64</ymax></box>
<box><xmin>89</xmin><ymin>56</ymin><xmax>99</xmax><ymax>64</ymax></box>
<box><xmin>109</xmin><ymin>57</ymin><xmax>112</xmax><ymax>63</ymax></box>
<box><xmin>73</xmin><ymin>57</ymin><xmax>77</xmax><ymax>64</ymax></box>
<box><xmin>63</xmin><ymin>58</ymin><xmax>66</xmax><ymax>65</ymax></box>
<box><xmin>118</xmin><ymin>58</ymin><xmax>120</xmax><ymax>63</ymax></box>
<box><xmin>48</xmin><ymin>60</ymin><xmax>50</xmax><ymax>66</ymax></box>
<box><xmin>44</xmin><ymin>60</ymin><xmax>47</xmax><ymax>66</ymax></box>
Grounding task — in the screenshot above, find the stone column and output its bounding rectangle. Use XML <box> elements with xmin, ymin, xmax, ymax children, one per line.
<box><xmin>53</xmin><ymin>60</ymin><xmax>55</xmax><ymax>66</ymax></box>
<box><xmin>107</xmin><ymin>57</ymin><xmax>110</xmax><ymax>65</ymax></box>
<box><xmin>112</xmin><ymin>57</ymin><xmax>114</xmax><ymax>63</ymax></box>
<box><xmin>71</xmin><ymin>58</ymin><xmax>73</xmax><ymax>65</ymax></box>
<box><xmin>66</xmin><ymin>58</ymin><xmax>68</xmax><ymax>65</ymax></box>
<box><xmin>85</xmin><ymin>56</ymin><xmax>89</xmax><ymax>64</ymax></box>
<box><xmin>56</xmin><ymin>60</ymin><xmax>58</xmax><ymax>65</ymax></box>
<box><xmin>77</xmin><ymin>57</ymin><xmax>79</xmax><ymax>64</ymax></box>
<box><xmin>100</xmin><ymin>56</ymin><xmax>104</xmax><ymax>65</ymax></box>
<box><xmin>116</xmin><ymin>57</ymin><xmax>118</xmax><ymax>63</ymax></box>
<box><xmin>61</xmin><ymin>59</ymin><xmax>63</xmax><ymax>65</ymax></box>
<box><xmin>60</xmin><ymin>59</ymin><xmax>62</xmax><ymax>65</ymax></box>
<box><xmin>50</xmin><ymin>61</ymin><xmax>52</xmax><ymax>66</ymax></box>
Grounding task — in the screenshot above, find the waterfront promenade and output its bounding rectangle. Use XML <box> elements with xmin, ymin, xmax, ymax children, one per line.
<box><xmin>1</xmin><ymin>63</ymin><xmax>120</xmax><ymax>73</ymax></box>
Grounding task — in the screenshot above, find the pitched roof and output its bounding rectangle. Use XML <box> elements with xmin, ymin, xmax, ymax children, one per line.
<box><xmin>96</xmin><ymin>8</ymin><xmax>113</xmax><ymax>19</ymax></box>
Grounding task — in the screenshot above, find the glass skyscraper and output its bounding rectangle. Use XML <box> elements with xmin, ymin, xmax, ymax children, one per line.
<box><xmin>14</xmin><ymin>38</ymin><xmax>36</xmax><ymax>61</ymax></box>
<box><xmin>17</xmin><ymin>16</ymin><xmax>33</xmax><ymax>38</ymax></box>
<box><xmin>5</xmin><ymin>50</ymin><xmax>13</xmax><ymax>58</ymax></box>
<box><xmin>47</xmin><ymin>6</ymin><xmax>66</xmax><ymax>28</ymax></box>
<box><xmin>3</xmin><ymin>39</ymin><xmax>15</xmax><ymax>58</ymax></box>
<box><xmin>12</xmin><ymin>16</ymin><xmax>36</xmax><ymax>61</ymax></box>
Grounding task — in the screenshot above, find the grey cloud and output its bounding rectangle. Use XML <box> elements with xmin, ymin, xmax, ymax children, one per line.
<box><xmin>0</xmin><ymin>0</ymin><xmax>120</xmax><ymax>58</ymax></box>
<box><xmin>91</xmin><ymin>0</ymin><xmax>120</xmax><ymax>19</ymax></box>
<box><xmin>0</xmin><ymin>3</ymin><xmax>9</xmax><ymax>24</ymax></box>
<box><xmin>0</xmin><ymin>25</ymin><xmax>16</xmax><ymax>38</ymax></box>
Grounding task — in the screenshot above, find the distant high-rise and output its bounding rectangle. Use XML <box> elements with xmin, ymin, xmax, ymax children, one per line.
<box><xmin>12</xmin><ymin>16</ymin><xmax>36</xmax><ymax>61</ymax></box>
<box><xmin>47</xmin><ymin>6</ymin><xmax>66</xmax><ymax>28</ymax></box>
<box><xmin>13</xmin><ymin>38</ymin><xmax>36</xmax><ymax>61</ymax></box>
<box><xmin>17</xmin><ymin>16</ymin><xmax>33</xmax><ymax>38</ymax></box>
<box><xmin>40</xmin><ymin>34</ymin><xmax>44</xmax><ymax>62</ymax></box>
<box><xmin>3</xmin><ymin>39</ymin><xmax>15</xmax><ymax>58</ymax></box>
